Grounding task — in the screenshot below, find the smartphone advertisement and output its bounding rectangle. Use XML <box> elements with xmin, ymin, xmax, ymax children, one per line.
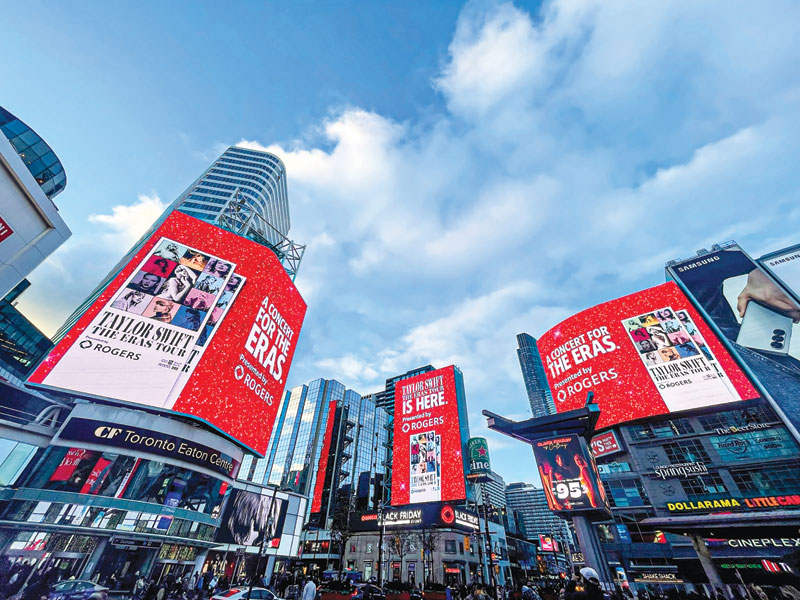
<box><xmin>537</xmin><ymin>282</ymin><xmax>757</xmax><ymax>429</ymax></box>
<box><xmin>391</xmin><ymin>366</ymin><xmax>467</xmax><ymax>506</ymax></box>
<box><xmin>532</xmin><ymin>434</ymin><xmax>609</xmax><ymax>514</ymax></box>
<box><xmin>759</xmin><ymin>244</ymin><xmax>800</xmax><ymax>306</ymax></box>
<box><xmin>667</xmin><ymin>245</ymin><xmax>800</xmax><ymax>434</ymax></box>
<box><xmin>28</xmin><ymin>211</ymin><xmax>307</xmax><ymax>455</ymax></box>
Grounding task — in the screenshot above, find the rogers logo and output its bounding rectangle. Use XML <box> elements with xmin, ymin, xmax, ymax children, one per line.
<box><xmin>234</xmin><ymin>365</ymin><xmax>245</xmax><ymax>380</ymax></box>
<box><xmin>440</xmin><ymin>505</ymin><xmax>455</xmax><ymax>524</ymax></box>
<box><xmin>557</xmin><ymin>389</ymin><xmax>567</xmax><ymax>403</ymax></box>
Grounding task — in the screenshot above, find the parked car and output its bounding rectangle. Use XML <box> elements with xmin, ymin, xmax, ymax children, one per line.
<box><xmin>212</xmin><ymin>588</ymin><xmax>284</xmax><ymax>600</ymax></box>
<box><xmin>48</xmin><ymin>581</ymin><xmax>109</xmax><ymax>600</ymax></box>
<box><xmin>352</xmin><ymin>583</ymin><xmax>386</xmax><ymax>600</ymax></box>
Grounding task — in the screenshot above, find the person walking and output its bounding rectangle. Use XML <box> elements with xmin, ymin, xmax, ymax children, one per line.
<box><xmin>302</xmin><ymin>578</ymin><xmax>317</xmax><ymax>600</ymax></box>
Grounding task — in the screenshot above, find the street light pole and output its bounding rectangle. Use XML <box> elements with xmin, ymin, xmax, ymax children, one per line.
<box><xmin>480</xmin><ymin>487</ymin><xmax>497</xmax><ymax>592</ymax></box>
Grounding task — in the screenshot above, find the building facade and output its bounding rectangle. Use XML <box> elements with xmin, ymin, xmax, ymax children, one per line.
<box><xmin>593</xmin><ymin>398</ymin><xmax>800</xmax><ymax>590</ymax></box>
<box><xmin>0</xmin><ymin>106</ymin><xmax>70</xmax><ymax>300</ymax></box>
<box><xmin>516</xmin><ymin>334</ymin><xmax>555</xmax><ymax>418</ymax></box>
<box><xmin>0</xmin><ymin>281</ymin><xmax>53</xmax><ymax>385</ymax></box>
<box><xmin>505</xmin><ymin>483</ymin><xmax>572</xmax><ymax>551</ymax></box>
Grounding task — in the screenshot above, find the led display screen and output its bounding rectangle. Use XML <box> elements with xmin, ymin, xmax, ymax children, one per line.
<box><xmin>537</xmin><ymin>281</ymin><xmax>757</xmax><ymax>429</ymax></box>
<box><xmin>28</xmin><ymin>211</ymin><xmax>306</xmax><ymax>454</ymax></box>
<box><xmin>391</xmin><ymin>365</ymin><xmax>466</xmax><ymax>505</ymax></box>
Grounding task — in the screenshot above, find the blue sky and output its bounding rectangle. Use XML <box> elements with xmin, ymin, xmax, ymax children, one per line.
<box><xmin>4</xmin><ymin>1</ymin><xmax>800</xmax><ymax>486</ymax></box>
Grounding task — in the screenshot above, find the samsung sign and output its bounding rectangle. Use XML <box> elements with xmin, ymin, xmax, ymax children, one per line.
<box><xmin>56</xmin><ymin>416</ymin><xmax>239</xmax><ymax>478</ymax></box>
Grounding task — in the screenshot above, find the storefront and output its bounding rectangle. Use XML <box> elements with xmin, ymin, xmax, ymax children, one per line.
<box><xmin>0</xmin><ymin>402</ymin><xmax>244</xmax><ymax>586</ymax></box>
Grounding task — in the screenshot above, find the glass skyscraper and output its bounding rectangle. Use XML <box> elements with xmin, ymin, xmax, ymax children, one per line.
<box><xmin>516</xmin><ymin>333</ymin><xmax>556</xmax><ymax>418</ymax></box>
<box><xmin>239</xmin><ymin>378</ymin><xmax>390</xmax><ymax>522</ymax></box>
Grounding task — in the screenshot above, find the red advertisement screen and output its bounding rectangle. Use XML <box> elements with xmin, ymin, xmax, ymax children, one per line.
<box><xmin>28</xmin><ymin>211</ymin><xmax>307</xmax><ymax>454</ymax></box>
<box><xmin>311</xmin><ymin>400</ymin><xmax>337</xmax><ymax>514</ymax></box>
<box><xmin>537</xmin><ymin>281</ymin><xmax>757</xmax><ymax>429</ymax></box>
<box><xmin>391</xmin><ymin>365</ymin><xmax>466</xmax><ymax>506</ymax></box>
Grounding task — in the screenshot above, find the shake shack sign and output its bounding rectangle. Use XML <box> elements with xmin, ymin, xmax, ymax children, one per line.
<box><xmin>652</xmin><ymin>462</ymin><xmax>708</xmax><ymax>479</ymax></box>
<box><xmin>56</xmin><ymin>417</ymin><xmax>238</xmax><ymax>477</ymax></box>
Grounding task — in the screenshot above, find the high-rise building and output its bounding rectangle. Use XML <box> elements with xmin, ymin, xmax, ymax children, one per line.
<box><xmin>239</xmin><ymin>378</ymin><xmax>390</xmax><ymax>523</ymax></box>
<box><xmin>505</xmin><ymin>482</ymin><xmax>571</xmax><ymax>545</ymax></box>
<box><xmin>0</xmin><ymin>106</ymin><xmax>70</xmax><ymax>299</ymax></box>
<box><xmin>373</xmin><ymin>365</ymin><xmax>435</xmax><ymax>413</ymax></box>
<box><xmin>516</xmin><ymin>333</ymin><xmax>556</xmax><ymax>417</ymax></box>
<box><xmin>0</xmin><ymin>280</ymin><xmax>53</xmax><ymax>384</ymax></box>
<box><xmin>54</xmin><ymin>145</ymin><xmax>303</xmax><ymax>341</ymax></box>
<box><xmin>477</xmin><ymin>470</ymin><xmax>507</xmax><ymax>513</ymax></box>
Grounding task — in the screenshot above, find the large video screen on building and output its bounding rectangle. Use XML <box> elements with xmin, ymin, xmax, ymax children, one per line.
<box><xmin>537</xmin><ymin>281</ymin><xmax>757</xmax><ymax>429</ymax></box>
<box><xmin>28</xmin><ymin>211</ymin><xmax>306</xmax><ymax>455</ymax></box>
<box><xmin>532</xmin><ymin>434</ymin><xmax>610</xmax><ymax>514</ymax></box>
<box><xmin>391</xmin><ymin>366</ymin><xmax>467</xmax><ymax>506</ymax></box>
<box><xmin>667</xmin><ymin>246</ymin><xmax>800</xmax><ymax>434</ymax></box>
<box><xmin>759</xmin><ymin>244</ymin><xmax>800</xmax><ymax>304</ymax></box>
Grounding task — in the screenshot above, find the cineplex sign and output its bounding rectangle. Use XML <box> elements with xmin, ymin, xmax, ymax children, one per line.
<box><xmin>667</xmin><ymin>494</ymin><xmax>800</xmax><ymax>512</ymax></box>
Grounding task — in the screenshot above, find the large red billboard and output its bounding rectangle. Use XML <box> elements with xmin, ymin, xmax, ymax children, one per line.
<box><xmin>28</xmin><ymin>211</ymin><xmax>306</xmax><ymax>455</ymax></box>
<box><xmin>391</xmin><ymin>365</ymin><xmax>467</xmax><ymax>506</ymax></box>
<box><xmin>537</xmin><ymin>282</ymin><xmax>757</xmax><ymax>429</ymax></box>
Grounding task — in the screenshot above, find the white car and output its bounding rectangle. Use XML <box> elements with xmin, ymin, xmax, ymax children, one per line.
<box><xmin>212</xmin><ymin>588</ymin><xmax>283</xmax><ymax>600</ymax></box>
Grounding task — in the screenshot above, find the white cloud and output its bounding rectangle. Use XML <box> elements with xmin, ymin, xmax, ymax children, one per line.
<box><xmin>267</xmin><ymin>1</ymin><xmax>800</xmax><ymax>483</ymax></box>
<box><xmin>24</xmin><ymin>1</ymin><xmax>800</xmax><ymax>484</ymax></box>
<box><xmin>88</xmin><ymin>193</ymin><xmax>167</xmax><ymax>248</ymax></box>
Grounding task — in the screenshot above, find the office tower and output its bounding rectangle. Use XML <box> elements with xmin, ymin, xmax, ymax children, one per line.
<box><xmin>373</xmin><ymin>364</ymin><xmax>435</xmax><ymax>413</ymax></box>
<box><xmin>476</xmin><ymin>469</ymin><xmax>508</xmax><ymax>525</ymax></box>
<box><xmin>0</xmin><ymin>281</ymin><xmax>53</xmax><ymax>384</ymax></box>
<box><xmin>516</xmin><ymin>333</ymin><xmax>556</xmax><ymax>417</ymax></box>
<box><xmin>0</xmin><ymin>106</ymin><xmax>70</xmax><ymax>298</ymax></box>
<box><xmin>55</xmin><ymin>145</ymin><xmax>303</xmax><ymax>341</ymax></box>
<box><xmin>505</xmin><ymin>482</ymin><xmax>571</xmax><ymax>544</ymax></box>
<box><xmin>239</xmin><ymin>378</ymin><xmax>390</xmax><ymax>523</ymax></box>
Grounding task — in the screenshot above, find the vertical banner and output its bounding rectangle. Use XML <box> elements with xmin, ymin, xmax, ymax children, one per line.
<box><xmin>532</xmin><ymin>434</ymin><xmax>610</xmax><ymax>514</ymax></box>
<box><xmin>311</xmin><ymin>400</ymin><xmax>338</xmax><ymax>514</ymax></box>
<box><xmin>392</xmin><ymin>366</ymin><xmax>467</xmax><ymax>506</ymax></box>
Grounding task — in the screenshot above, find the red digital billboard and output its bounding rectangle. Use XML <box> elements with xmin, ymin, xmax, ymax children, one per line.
<box><xmin>537</xmin><ymin>281</ymin><xmax>758</xmax><ymax>429</ymax></box>
<box><xmin>311</xmin><ymin>400</ymin><xmax>337</xmax><ymax>514</ymax></box>
<box><xmin>28</xmin><ymin>211</ymin><xmax>306</xmax><ymax>455</ymax></box>
<box><xmin>391</xmin><ymin>365</ymin><xmax>467</xmax><ymax>506</ymax></box>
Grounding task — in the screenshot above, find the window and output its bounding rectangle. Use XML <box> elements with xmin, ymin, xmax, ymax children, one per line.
<box><xmin>445</xmin><ymin>540</ymin><xmax>457</xmax><ymax>554</ymax></box>
<box><xmin>662</xmin><ymin>440</ymin><xmax>710</xmax><ymax>464</ymax></box>
<box><xmin>698</xmin><ymin>405</ymin><xmax>776</xmax><ymax>432</ymax></box>
<box><xmin>730</xmin><ymin>466</ymin><xmax>800</xmax><ymax>496</ymax></box>
<box><xmin>631</xmin><ymin>419</ymin><xmax>693</xmax><ymax>440</ymax></box>
<box><xmin>603</xmin><ymin>478</ymin><xmax>649</xmax><ymax>507</ymax></box>
<box><xmin>681</xmin><ymin>473</ymin><xmax>727</xmax><ymax>497</ymax></box>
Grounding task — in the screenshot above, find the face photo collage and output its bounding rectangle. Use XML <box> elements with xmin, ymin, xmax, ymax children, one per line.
<box><xmin>111</xmin><ymin>239</ymin><xmax>237</xmax><ymax>332</ymax></box>
<box><xmin>410</xmin><ymin>431</ymin><xmax>441</xmax><ymax>476</ymax></box>
<box><xmin>623</xmin><ymin>306</ymin><xmax>705</xmax><ymax>366</ymax></box>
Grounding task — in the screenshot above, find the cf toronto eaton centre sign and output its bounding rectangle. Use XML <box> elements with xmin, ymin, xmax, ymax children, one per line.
<box><xmin>57</xmin><ymin>417</ymin><xmax>237</xmax><ymax>477</ymax></box>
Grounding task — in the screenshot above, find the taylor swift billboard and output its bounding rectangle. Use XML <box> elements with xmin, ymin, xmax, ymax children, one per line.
<box><xmin>28</xmin><ymin>211</ymin><xmax>306</xmax><ymax>454</ymax></box>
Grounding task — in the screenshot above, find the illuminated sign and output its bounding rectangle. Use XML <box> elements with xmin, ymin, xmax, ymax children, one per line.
<box><xmin>29</xmin><ymin>211</ymin><xmax>306</xmax><ymax>454</ymax></box>
<box><xmin>652</xmin><ymin>462</ymin><xmax>708</xmax><ymax>480</ymax></box>
<box><xmin>532</xmin><ymin>434</ymin><xmax>610</xmax><ymax>514</ymax></box>
<box><xmin>350</xmin><ymin>503</ymin><xmax>478</xmax><ymax>532</ymax></box>
<box><xmin>590</xmin><ymin>431</ymin><xmax>623</xmax><ymax>458</ymax></box>
<box><xmin>667</xmin><ymin>495</ymin><xmax>800</xmax><ymax>512</ymax></box>
<box><xmin>539</xmin><ymin>535</ymin><xmax>555</xmax><ymax>552</ymax></box>
<box><xmin>467</xmin><ymin>437</ymin><xmax>491</xmax><ymax>482</ymax></box>
<box><xmin>391</xmin><ymin>366</ymin><xmax>467</xmax><ymax>505</ymax></box>
<box><xmin>633</xmin><ymin>573</ymin><xmax>682</xmax><ymax>584</ymax></box>
<box><xmin>0</xmin><ymin>216</ymin><xmax>13</xmax><ymax>243</ymax></box>
<box><xmin>55</xmin><ymin>416</ymin><xmax>238</xmax><ymax>477</ymax></box>
<box><xmin>537</xmin><ymin>282</ymin><xmax>757</xmax><ymax>429</ymax></box>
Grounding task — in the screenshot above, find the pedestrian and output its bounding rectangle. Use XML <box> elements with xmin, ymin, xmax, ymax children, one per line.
<box><xmin>302</xmin><ymin>578</ymin><xmax>317</xmax><ymax>600</ymax></box>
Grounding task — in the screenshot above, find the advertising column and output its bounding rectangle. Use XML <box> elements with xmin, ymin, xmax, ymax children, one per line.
<box><xmin>391</xmin><ymin>366</ymin><xmax>467</xmax><ymax>506</ymax></box>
